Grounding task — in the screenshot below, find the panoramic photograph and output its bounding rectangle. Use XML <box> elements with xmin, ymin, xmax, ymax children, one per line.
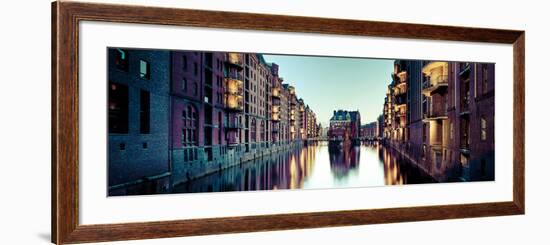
<box><xmin>107</xmin><ymin>48</ymin><xmax>495</xmax><ymax>196</ymax></box>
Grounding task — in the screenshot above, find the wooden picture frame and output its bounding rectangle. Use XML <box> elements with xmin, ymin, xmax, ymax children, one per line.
<box><xmin>52</xmin><ymin>1</ymin><xmax>525</xmax><ymax>244</ymax></box>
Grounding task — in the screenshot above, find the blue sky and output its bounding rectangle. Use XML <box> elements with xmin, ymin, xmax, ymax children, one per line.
<box><xmin>263</xmin><ymin>54</ymin><xmax>394</xmax><ymax>127</ymax></box>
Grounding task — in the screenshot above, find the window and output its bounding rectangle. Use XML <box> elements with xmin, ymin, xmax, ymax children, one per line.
<box><xmin>181</xmin><ymin>105</ymin><xmax>198</xmax><ymax>149</ymax></box>
<box><xmin>450</xmin><ymin>122</ymin><xmax>454</xmax><ymax>140</ymax></box>
<box><xmin>481</xmin><ymin>117</ymin><xmax>487</xmax><ymax>141</ymax></box>
<box><xmin>218</xmin><ymin>111</ymin><xmax>223</xmax><ymax>144</ymax></box>
<box><xmin>194</xmin><ymin>62</ymin><xmax>198</xmax><ymax>75</ymax></box>
<box><xmin>140</xmin><ymin>90</ymin><xmax>150</xmax><ymax>134</ymax></box>
<box><xmin>422</xmin><ymin>123</ymin><xmax>427</xmax><ymax>142</ymax></box>
<box><xmin>193</xmin><ymin>82</ymin><xmax>198</xmax><ymax>96</ymax></box>
<box><xmin>139</xmin><ymin>60</ymin><xmax>150</xmax><ymax>79</ymax></box>
<box><xmin>114</xmin><ymin>48</ymin><xmax>129</xmax><ymax>71</ymax></box>
<box><xmin>481</xmin><ymin>64</ymin><xmax>489</xmax><ymax>94</ymax></box>
<box><xmin>182</xmin><ymin>55</ymin><xmax>187</xmax><ymax>71</ymax></box>
<box><xmin>182</xmin><ymin>78</ymin><xmax>187</xmax><ymax>92</ymax></box>
<box><xmin>181</xmin><ymin>128</ymin><xmax>187</xmax><ymax>146</ymax></box>
<box><xmin>108</xmin><ymin>82</ymin><xmax>128</xmax><ymax>133</ymax></box>
<box><xmin>251</xmin><ymin>118</ymin><xmax>257</xmax><ymax>142</ymax></box>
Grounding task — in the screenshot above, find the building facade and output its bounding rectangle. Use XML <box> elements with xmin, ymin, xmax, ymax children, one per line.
<box><xmin>328</xmin><ymin>110</ymin><xmax>361</xmax><ymax>150</ymax></box>
<box><xmin>361</xmin><ymin>121</ymin><xmax>380</xmax><ymax>140</ymax></box>
<box><xmin>382</xmin><ymin>59</ymin><xmax>495</xmax><ymax>182</ymax></box>
<box><xmin>108</xmin><ymin>48</ymin><xmax>172</xmax><ymax>195</ymax></box>
<box><xmin>108</xmin><ymin>49</ymin><xmax>320</xmax><ymax>194</ymax></box>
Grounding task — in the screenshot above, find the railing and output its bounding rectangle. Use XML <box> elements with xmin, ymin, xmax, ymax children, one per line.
<box><xmin>423</xmin><ymin>104</ymin><xmax>447</xmax><ymax>119</ymax></box>
<box><xmin>272</xmin><ymin>112</ymin><xmax>280</xmax><ymax>121</ymax></box>
<box><xmin>398</xmin><ymin>71</ymin><xmax>407</xmax><ymax>83</ymax></box>
<box><xmin>395</xmin><ymin>110</ymin><xmax>405</xmax><ymax>117</ymax></box>
<box><xmin>226</xmin><ymin>73</ymin><xmax>244</xmax><ymax>81</ymax></box>
<box><xmin>394</xmin><ymin>86</ymin><xmax>406</xmax><ymax>95</ymax></box>
<box><xmin>226</xmin><ymin>53</ymin><xmax>244</xmax><ymax>67</ymax></box>
<box><xmin>423</xmin><ymin>111</ymin><xmax>446</xmax><ymax>120</ymax></box>
<box><xmin>423</xmin><ymin>75</ymin><xmax>449</xmax><ymax>91</ymax></box>
<box><xmin>272</xmin><ymin>87</ymin><xmax>280</xmax><ymax>98</ymax></box>
<box><xmin>225</xmin><ymin>94</ymin><xmax>244</xmax><ymax>111</ymax></box>
<box><xmin>460</xmin><ymin>142</ymin><xmax>470</xmax><ymax>151</ymax></box>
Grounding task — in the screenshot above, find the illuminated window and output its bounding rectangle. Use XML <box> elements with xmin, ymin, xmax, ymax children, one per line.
<box><xmin>139</xmin><ymin>60</ymin><xmax>150</xmax><ymax>80</ymax></box>
<box><xmin>481</xmin><ymin>117</ymin><xmax>487</xmax><ymax>141</ymax></box>
<box><xmin>114</xmin><ymin>48</ymin><xmax>128</xmax><ymax>71</ymax></box>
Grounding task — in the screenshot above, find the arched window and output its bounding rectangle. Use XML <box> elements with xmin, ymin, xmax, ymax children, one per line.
<box><xmin>260</xmin><ymin>120</ymin><xmax>265</xmax><ymax>141</ymax></box>
<box><xmin>251</xmin><ymin>118</ymin><xmax>257</xmax><ymax>142</ymax></box>
<box><xmin>182</xmin><ymin>104</ymin><xmax>199</xmax><ymax>148</ymax></box>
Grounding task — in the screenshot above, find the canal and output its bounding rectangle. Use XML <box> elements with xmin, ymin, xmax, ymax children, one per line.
<box><xmin>172</xmin><ymin>142</ymin><xmax>435</xmax><ymax>194</ymax></box>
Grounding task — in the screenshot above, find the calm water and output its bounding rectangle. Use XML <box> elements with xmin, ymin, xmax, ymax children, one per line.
<box><xmin>172</xmin><ymin>142</ymin><xmax>434</xmax><ymax>194</ymax></box>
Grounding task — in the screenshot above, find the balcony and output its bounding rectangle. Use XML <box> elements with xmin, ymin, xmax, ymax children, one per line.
<box><xmin>226</xmin><ymin>72</ymin><xmax>244</xmax><ymax>81</ymax></box>
<box><xmin>460</xmin><ymin>142</ymin><xmax>470</xmax><ymax>154</ymax></box>
<box><xmin>423</xmin><ymin>108</ymin><xmax>447</xmax><ymax>120</ymax></box>
<box><xmin>398</xmin><ymin>71</ymin><xmax>407</xmax><ymax>83</ymax></box>
<box><xmin>226</xmin><ymin>53</ymin><xmax>244</xmax><ymax>69</ymax></box>
<box><xmin>290</xmin><ymin>115</ymin><xmax>296</xmax><ymax>121</ymax></box>
<box><xmin>225</xmin><ymin>77</ymin><xmax>244</xmax><ymax>95</ymax></box>
<box><xmin>272</xmin><ymin>87</ymin><xmax>281</xmax><ymax>98</ymax></box>
<box><xmin>394</xmin><ymin>109</ymin><xmax>405</xmax><ymax>118</ymax></box>
<box><xmin>394</xmin><ymin>85</ymin><xmax>406</xmax><ymax>96</ymax></box>
<box><xmin>290</xmin><ymin>98</ymin><xmax>297</xmax><ymax>105</ymax></box>
<box><xmin>422</xmin><ymin>75</ymin><xmax>449</xmax><ymax>95</ymax></box>
<box><xmin>423</xmin><ymin>99</ymin><xmax>447</xmax><ymax>120</ymax></box>
<box><xmin>225</xmin><ymin>94</ymin><xmax>244</xmax><ymax>112</ymax></box>
<box><xmin>272</xmin><ymin>112</ymin><xmax>280</xmax><ymax>121</ymax></box>
<box><xmin>272</xmin><ymin>105</ymin><xmax>280</xmax><ymax>121</ymax></box>
<box><xmin>288</xmin><ymin>86</ymin><xmax>295</xmax><ymax>95</ymax></box>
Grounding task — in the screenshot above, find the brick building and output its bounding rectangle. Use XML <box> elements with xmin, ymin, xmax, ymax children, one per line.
<box><xmin>382</xmin><ymin>59</ymin><xmax>494</xmax><ymax>182</ymax></box>
<box><xmin>108</xmin><ymin>49</ymin><xmax>319</xmax><ymax>194</ymax></box>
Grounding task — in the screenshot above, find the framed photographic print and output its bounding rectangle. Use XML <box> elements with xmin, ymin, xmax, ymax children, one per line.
<box><xmin>52</xmin><ymin>1</ymin><xmax>525</xmax><ymax>244</ymax></box>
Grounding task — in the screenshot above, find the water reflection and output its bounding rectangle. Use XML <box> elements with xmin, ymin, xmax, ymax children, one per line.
<box><xmin>172</xmin><ymin>142</ymin><xmax>434</xmax><ymax>194</ymax></box>
<box><xmin>329</xmin><ymin>146</ymin><xmax>359</xmax><ymax>179</ymax></box>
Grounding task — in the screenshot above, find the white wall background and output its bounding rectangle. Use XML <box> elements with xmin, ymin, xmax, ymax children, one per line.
<box><xmin>0</xmin><ymin>0</ymin><xmax>547</xmax><ymax>244</ymax></box>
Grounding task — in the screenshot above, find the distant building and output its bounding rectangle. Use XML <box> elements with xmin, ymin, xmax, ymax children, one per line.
<box><xmin>328</xmin><ymin>110</ymin><xmax>361</xmax><ymax>150</ymax></box>
<box><xmin>361</xmin><ymin>121</ymin><xmax>379</xmax><ymax>140</ymax></box>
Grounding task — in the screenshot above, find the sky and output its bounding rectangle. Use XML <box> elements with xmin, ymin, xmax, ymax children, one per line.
<box><xmin>263</xmin><ymin>54</ymin><xmax>394</xmax><ymax>127</ymax></box>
